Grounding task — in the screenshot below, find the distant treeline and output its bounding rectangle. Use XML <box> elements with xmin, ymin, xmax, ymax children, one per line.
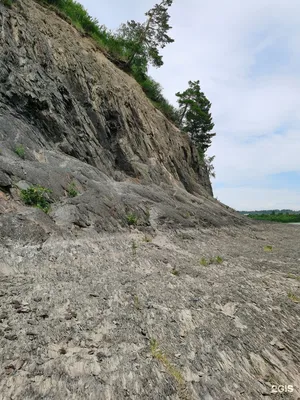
<box><xmin>240</xmin><ymin>210</ymin><xmax>300</xmax><ymax>215</ymax></box>
<box><xmin>247</xmin><ymin>214</ymin><xmax>300</xmax><ymax>223</ymax></box>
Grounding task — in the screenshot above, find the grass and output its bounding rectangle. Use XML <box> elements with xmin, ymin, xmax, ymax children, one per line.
<box><xmin>287</xmin><ymin>291</ymin><xmax>300</xmax><ymax>303</ymax></box>
<box><xmin>14</xmin><ymin>144</ymin><xmax>25</xmax><ymax>159</ymax></box>
<box><xmin>200</xmin><ymin>256</ymin><xmax>223</xmax><ymax>266</ymax></box>
<box><xmin>20</xmin><ymin>185</ymin><xmax>52</xmax><ymax>213</ymax></box>
<box><xmin>248</xmin><ymin>213</ymin><xmax>300</xmax><ymax>223</ymax></box>
<box><xmin>150</xmin><ymin>339</ymin><xmax>184</xmax><ymax>386</ymax></box>
<box><xmin>263</xmin><ymin>245</ymin><xmax>273</xmax><ymax>252</ymax></box>
<box><xmin>134</xmin><ymin>295</ymin><xmax>140</xmax><ymax>310</ymax></box>
<box><xmin>286</xmin><ymin>273</ymin><xmax>300</xmax><ymax>282</ymax></box>
<box><xmin>67</xmin><ymin>181</ymin><xmax>78</xmax><ymax>197</ymax></box>
<box><xmin>171</xmin><ymin>268</ymin><xmax>179</xmax><ymax>276</ymax></box>
<box><xmin>0</xmin><ymin>0</ymin><xmax>13</xmax><ymax>7</ymax></box>
<box><xmin>131</xmin><ymin>239</ymin><xmax>138</xmax><ymax>256</ymax></box>
<box><xmin>126</xmin><ymin>213</ymin><xmax>138</xmax><ymax>226</ymax></box>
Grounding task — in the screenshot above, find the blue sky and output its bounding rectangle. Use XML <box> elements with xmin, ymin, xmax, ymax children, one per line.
<box><xmin>80</xmin><ymin>0</ymin><xmax>300</xmax><ymax>211</ymax></box>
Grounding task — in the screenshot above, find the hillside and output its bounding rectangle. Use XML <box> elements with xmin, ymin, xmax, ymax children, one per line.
<box><xmin>0</xmin><ymin>1</ymin><xmax>300</xmax><ymax>399</ymax></box>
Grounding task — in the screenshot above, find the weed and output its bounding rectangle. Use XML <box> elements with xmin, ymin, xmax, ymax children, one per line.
<box><xmin>20</xmin><ymin>185</ymin><xmax>52</xmax><ymax>213</ymax></box>
<box><xmin>288</xmin><ymin>292</ymin><xmax>300</xmax><ymax>303</ymax></box>
<box><xmin>134</xmin><ymin>295</ymin><xmax>140</xmax><ymax>310</ymax></box>
<box><xmin>171</xmin><ymin>268</ymin><xmax>179</xmax><ymax>276</ymax></box>
<box><xmin>287</xmin><ymin>273</ymin><xmax>300</xmax><ymax>282</ymax></box>
<box><xmin>14</xmin><ymin>144</ymin><xmax>25</xmax><ymax>159</ymax></box>
<box><xmin>264</xmin><ymin>245</ymin><xmax>273</xmax><ymax>252</ymax></box>
<box><xmin>150</xmin><ymin>338</ymin><xmax>184</xmax><ymax>385</ymax></box>
<box><xmin>67</xmin><ymin>181</ymin><xmax>78</xmax><ymax>197</ymax></box>
<box><xmin>0</xmin><ymin>0</ymin><xmax>13</xmax><ymax>7</ymax></box>
<box><xmin>200</xmin><ymin>256</ymin><xmax>224</xmax><ymax>266</ymax></box>
<box><xmin>200</xmin><ymin>258</ymin><xmax>208</xmax><ymax>266</ymax></box>
<box><xmin>126</xmin><ymin>213</ymin><xmax>138</xmax><ymax>226</ymax></box>
<box><xmin>131</xmin><ymin>239</ymin><xmax>138</xmax><ymax>256</ymax></box>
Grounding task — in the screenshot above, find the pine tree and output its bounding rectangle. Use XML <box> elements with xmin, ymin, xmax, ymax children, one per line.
<box><xmin>176</xmin><ymin>80</ymin><xmax>215</xmax><ymax>153</ymax></box>
<box><xmin>118</xmin><ymin>0</ymin><xmax>174</xmax><ymax>68</ymax></box>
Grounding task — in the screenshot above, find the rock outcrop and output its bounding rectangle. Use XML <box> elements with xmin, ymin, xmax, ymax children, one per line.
<box><xmin>0</xmin><ymin>0</ymin><xmax>246</xmax><ymax>244</ymax></box>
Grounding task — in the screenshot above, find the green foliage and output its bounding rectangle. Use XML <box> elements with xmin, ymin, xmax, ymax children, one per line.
<box><xmin>118</xmin><ymin>0</ymin><xmax>174</xmax><ymax>68</ymax></box>
<box><xmin>171</xmin><ymin>268</ymin><xmax>179</xmax><ymax>276</ymax></box>
<box><xmin>263</xmin><ymin>245</ymin><xmax>273</xmax><ymax>252</ymax></box>
<box><xmin>20</xmin><ymin>185</ymin><xmax>52</xmax><ymax>213</ymax></box>
<box><xmin>14</xmin><ymin>144</ymin><xmax>25</xmax><ymax>159</ymax></box>
<box><xmin>288</xmin><ymin>291</ymin><xmax>300</xmax><ymax>303</ymax></box>
<box><xmin>150</xmin><ymin>338</ymin><xmax>184</xmax><ymax>385</ymax></box>
<box><xmin>200</xmin><ymin>256</ymin><xmax>223</xmax><ymax>266</ymax></box>
<box><xmin>176</xmin><ymin>80</ymin><xmax>215</xmax><ymax>152</ymax></box>
<box><xmin>248</xmin><ymin>213</ymin><xmax>300</xmax><ymax>223</ymax></box>
<box><xmin>126</xmin><ymin>213</ymin><xmax>138</xmax><ymax>226</ymax></box>
<box><xmin>0</xmin><ymin>0</ymin><xmax>13</xmax><ymax>7</ymax></box>
<box><xmin>67</xmin><ymin>181</ymin><xmax>78</xmax><ymax>197</ymax></box>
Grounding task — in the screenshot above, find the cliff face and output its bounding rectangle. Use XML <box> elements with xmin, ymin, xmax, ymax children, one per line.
<box><xmin>0</xmin><ymin>0</ymin><xmax>243</xmax><ymax>241</ymax></box>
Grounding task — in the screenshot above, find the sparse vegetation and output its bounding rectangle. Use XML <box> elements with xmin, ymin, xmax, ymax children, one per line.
<box><xmin>287</xmin><ymin>291</ymin><xmax>300</xmax><ymax>303</ymax></box>
<box><xmin>0</xmin><ymin>0</ymin><xmax>13</xmax><ymax>7</ymax></box>
<box><xmin>131</xmin><ymin>239</ymin><xmax>138</xmax><ymax>256</ymax></box>
<box><xmin>200</xmin><ymin>256</ymin><xmax>223</xmax><ymax>266</ymax></box>
<box><xmin>134</xmin><ymin>295</ymin><xmax>140</xmax><ymax>310</ymax></box>
<box><xmin>287</xmin><ymin>273</ymin><xmax>300</xmax><ymax>282</ymax></box>
<box><xmin>67</xmin><ymin>181</ymin><xmax>78</xmax><ymax>197</ymax></box>
<box><xmin>14</xmin><ymin>144</ymin><xmax>25</xmax><ymax>159</ymax></box>
<box><xmin>264</xmin><ymin>245</ymin><xmax>273</xmax><ymax>252</ymax></box>
<box><xmin>126</xmin><ymin>213</ymin><xmax>138</xmax><ymax>226</ymax></box>
<box><xmin>20</xmin><ymin>185</ymin><xmax>52</xmax><ymax>213</ymax></box>
<box><xmin>171</xmin><ymin>267</ymin><xmax>179</xmax><ymax>276</ymax></box>
<box><xmin>150</xmin><ymin>338</ymin><xmax>184</xmax><ymax>385</ymax></box>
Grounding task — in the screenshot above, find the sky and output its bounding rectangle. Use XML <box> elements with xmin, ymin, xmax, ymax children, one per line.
<box><xmin>80</xmin><ymin>0</ymin><xmax>300</xmax><ymax>211</ymax></box>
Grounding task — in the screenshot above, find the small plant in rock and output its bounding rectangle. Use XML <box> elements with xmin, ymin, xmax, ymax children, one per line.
<box><xmin>131</xmin><ymin>239</ymin><xmax>138</xmax><ymax>256</ymax></box>
<box><xmin>288</xmin><ymin>291</ymin><xmax>300</xmax><ymax>303</ymax></box>
<box><xmin>0</xmin><ymin>0</ymin><xmax>13</xmax><ymax>7</ymax></box>
<box><xmin>200</xmin><ymin>258</ymin><xmax>208</xmax><ymax>266</ymax></box>
<box><xmin>14</xmin><ymin>144</ymin><xmax>25</xmax><ymax>159</ymax></box>
<box><xmin>134</xmin><ymin>295</ymin><xmax>140</xmax><ymax>310</ymax></box>
<box><xmin>171</xmin><ymin>268</ymin><xmax>179</xmax><ymax>276</ymax></box>
<box><xmin>67</xmin><ymin>181</ymin><xmax>78</xmax><ymax>198</ymax></box>
<box><xmin>20</xmin><ymin>185</ymin><xmax>52</xmax><ymax>213</ymax></box>
<box><xmin>126</xmin><ymin>213</ymin><xmax>138</xmax><ymax>226</ymax></box>
<box><xmin>150</xmin><ymin>338</ymin><xmax>184</xmax><ymax>385</ymax></box>
<box><xmin>287</xmin><ymin>273</ymin><xmax>300</xmax><ymax>282</ymax></box>
<box><xmin>215</xmin><ymin>256</ymin><xmax>223</xmax><ymax>264</ymax></box>
<box><xmin>264</xmin><ymin>245</ymin><xmax>273</xmax><ymax>252</ymax></box>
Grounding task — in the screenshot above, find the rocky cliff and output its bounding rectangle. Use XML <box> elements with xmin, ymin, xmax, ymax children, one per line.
<box><xmin>0</xmin><ymin>0</ymin><xmax>246</xmax><ymax>244</ymax></box>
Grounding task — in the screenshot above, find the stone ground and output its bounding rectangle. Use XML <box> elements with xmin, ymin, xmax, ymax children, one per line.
<box><xmin>0</xmin><ymin>221</ymin><xmax>299</xmax><ymax>400</ymax></box>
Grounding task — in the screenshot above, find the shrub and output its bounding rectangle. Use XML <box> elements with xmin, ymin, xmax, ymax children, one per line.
<box><xmin>20</xmin><ymin>185</ymin><xmax>52</xmax><ymax>213</ymax></box>
<box><xmin>0</xmin><ymin>0</ymin><xmax>13</xmax><ymax>7</ymax></box>
<box><xmin>15</xmin><ymin>144</ymin><xmax>25</xmax><ymax>159</ymax></box>
<box><xmin>67</xmin><ymin>181</ymin><xmax>78</xmax><ymax>197</ymax></box>
<box><xmin>126</xmin><ymin>213</ymin><xmax>138</xmax><ymax>226</ymax></box>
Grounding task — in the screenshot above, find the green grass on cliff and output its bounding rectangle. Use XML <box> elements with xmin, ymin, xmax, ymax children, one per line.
<box><xmin>34</xmin><ymin>0</ymin><xmax>180</xmax><ymax>125</ymax></box>
<box><xmin>248</xmin><ymin>213</ymin><xmax>300</xmax><ymax>223</ymax></box>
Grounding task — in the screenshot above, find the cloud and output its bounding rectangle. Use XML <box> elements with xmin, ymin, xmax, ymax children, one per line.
<box><xmin>80</xmin><ymin>0</ymin><xmax>300</xmax><ymax>210</ymax></box>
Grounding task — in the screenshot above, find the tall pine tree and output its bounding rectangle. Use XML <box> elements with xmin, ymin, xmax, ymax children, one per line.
<box><xmin>118</xmin><ymin>0</ymin><xmax>174</xmax><ymax>69</ymax></box>
<box><xmin>176</xmin><ymin>80</ymin><xmax>215</xmax><ymax>153</ymax></box>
